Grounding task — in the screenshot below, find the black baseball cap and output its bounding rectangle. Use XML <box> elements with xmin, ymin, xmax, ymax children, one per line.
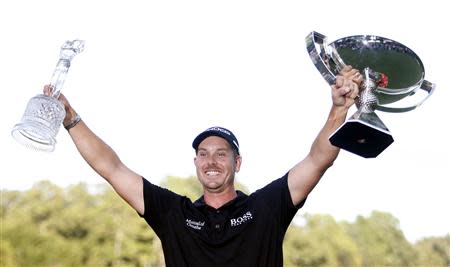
<box><xmin>192</xmin><ymin>126</ymin><xmax>240</xmax><ymax>155</ymax></box>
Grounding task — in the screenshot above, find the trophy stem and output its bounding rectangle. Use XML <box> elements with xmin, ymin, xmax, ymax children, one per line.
<box><xmin>330</xmin><ymin>67</ymin><xmax>394</xmax><ymax>158</ymax></box>
<box><xmin>49</xmin><ymin>40</ymin><xmax>85</xmax><ymax>99</ymax></box>
<box><xmin>50</xmin><ymin>59</ymin><xmax>70</xmax><ymax>99</ymax></box>
<box><xmin>356</xmin><ymin>68</ymin><xmax>379</xmax><ymax>113</ymax></box>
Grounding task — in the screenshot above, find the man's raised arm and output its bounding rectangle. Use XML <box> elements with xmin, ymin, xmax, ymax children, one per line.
<box><xmin>287</xmin><ymin>66</ymin><xmax>362</xmax><ymax>205</ymax></box>
<box><xmin>45</xmin><ymin>85</ymin><xmax>145</xmax><ymax>215</ymax></box>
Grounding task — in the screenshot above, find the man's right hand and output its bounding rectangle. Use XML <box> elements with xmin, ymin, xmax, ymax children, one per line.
<box><xmin>43</xmin><ymin>85</ymin><xmax>78</xmax><ymax>129</ymax></box>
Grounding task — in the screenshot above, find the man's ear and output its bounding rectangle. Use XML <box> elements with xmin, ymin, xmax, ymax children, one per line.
<box><xmin>235</xmin><ymin>155</ymin><xmax>242</xmax><ymax>173</ymax></box>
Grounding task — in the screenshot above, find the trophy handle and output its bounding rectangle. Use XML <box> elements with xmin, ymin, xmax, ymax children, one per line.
<box><xmin>376</xmin><ymin>80</ymin><xmax>436</xmax><ymax>113</ymax></box>
<box><xmin>306</xmin><ymin>31</ymin><xmax>346</xmax><ymax>86</ymax></box>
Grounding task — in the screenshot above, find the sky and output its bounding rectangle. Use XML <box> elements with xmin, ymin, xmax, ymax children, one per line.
<box><xmin>1</xmin><ymin>0</ymin><xmax>448</xmax><ymax>243</ymax></box>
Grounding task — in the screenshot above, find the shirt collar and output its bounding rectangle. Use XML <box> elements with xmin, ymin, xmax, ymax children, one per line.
<box><xmin>194</xmin><ymin>191</ymin><xmax>248</xmax><ymax>210</ymax></box>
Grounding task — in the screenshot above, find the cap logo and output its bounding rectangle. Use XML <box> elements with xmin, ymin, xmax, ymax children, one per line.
<box><xmin>193</xmin><ymin>126</ymin><xmax>240</xmax><ymax>155</ymax></box>
<box><xmin>207</xmin><ymin>127</ymin><xmax>231</xmax><ymax>136</ymax></box>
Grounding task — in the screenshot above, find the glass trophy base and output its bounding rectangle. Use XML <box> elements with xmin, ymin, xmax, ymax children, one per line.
<box><xmin>11</xmin><ymin>94</ymin><xmax>65</xmax><ymax>152</ymax></box>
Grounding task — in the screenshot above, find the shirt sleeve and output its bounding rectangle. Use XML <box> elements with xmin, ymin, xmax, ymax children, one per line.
<box><xmin>251</xmin><ymin>172</ymin><xmax>306</xmax><ymax>231</ymax></box>
<box><xmin>139</xmin><ymin>177</ymin><xmax>183</xmax><ymax>234</ymax></box>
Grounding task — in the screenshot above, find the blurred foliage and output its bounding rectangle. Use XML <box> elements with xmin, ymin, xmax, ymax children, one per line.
<box><xmin>1</xmin><ymin>177</ymin><xmax>449</xmax><ymax>267</ymax></box>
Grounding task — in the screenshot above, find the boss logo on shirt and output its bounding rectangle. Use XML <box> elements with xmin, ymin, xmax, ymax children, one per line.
<box><xmin>230</xmin><ymin>211</ymin><xmax>253</xmax><ymax>227</ymax></box>
<box><xmin>186</xmin><ymin>219</ymin><xmax>205</xmax><ymax>230</ymax></box>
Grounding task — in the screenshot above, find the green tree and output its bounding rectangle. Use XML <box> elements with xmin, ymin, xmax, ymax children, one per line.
<box><xmin>1</xmin><ymin>181</ymin><xmax>160</xmax><ymax>267</ymax></box>
<box><xmin>345</xmin><ymin>211</ymin><xmax>417</xmax><ymax>267</ymax></box>
<box><xmin>90</xmin><ymin>185</ymin><xmax>159</xmax><ymax>267</ymax></box>
<box><xmin>0</xmin><ymin>233</ymin><xmax>18</xmax><ymax>267</ymax></box>
<box><xmin>2</xmin><ymin>181</ymin><xmax>74</xmax><ymax>266</ymax></box>
<box><xmin>1</xmin><ymin>190</ymin><xmax>20</xmax><ymax>266</ymax></box>
<box><xmin>4</xmin><ymin>179</ymin><xmax>449</xmax><ymax>267</ymax></box>
<box><xmin>415</xmin><ymin>235</ymin><xmax>450</xmax><ymax>267</ymax></box>
<box><xmin>1</xmin><ymin>176</ymin><xmax>249</xmax><ymax>267</ymax></box>
<box><xmin>284</xmin><ymin>214</ymin><xmax>362</xmax><ymax>267</ymax></box>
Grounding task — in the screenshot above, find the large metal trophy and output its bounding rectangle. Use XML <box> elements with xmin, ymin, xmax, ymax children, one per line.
<box><xmin>11</xmin><ymin>40</ymin><xmax>85</xmax><ymax>152</ymax></box>
<box><xmin>306</xmin><ymin>32</ymin><xmax>435</xmax><ymax>158</ymax></box>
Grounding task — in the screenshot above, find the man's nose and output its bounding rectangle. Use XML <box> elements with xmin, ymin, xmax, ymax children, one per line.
<box><xmin>206</xmin><ymin>154</ymin><xmax>218</xmax><ymax>164</ymax></box>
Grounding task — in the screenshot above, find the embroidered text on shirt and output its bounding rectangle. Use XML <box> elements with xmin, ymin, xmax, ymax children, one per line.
<box><xmin>230</xmin><ymin>211</ymin><xmax>253</xmax><ymax>227</ymax></box>
<box><xmin>186</xmin><ymin>219</ymin><xmax>205</xmax><ymax>230</ymax></box>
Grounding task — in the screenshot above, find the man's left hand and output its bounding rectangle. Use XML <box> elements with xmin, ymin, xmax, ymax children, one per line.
<box><xmin>332</xmin><ymin>65</ymin><xmax>362</xmax><ymax>108</ymax></box>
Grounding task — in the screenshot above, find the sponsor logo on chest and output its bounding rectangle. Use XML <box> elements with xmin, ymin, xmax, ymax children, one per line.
<box><xmin>185</xmin><ymin>211</ymin><xmax>253</xmax><ymax>230</ymax></box>
<box><xmin>186</xmin><ymin>219</ymin><xmax>205</xmax><ymax>230</ymax></box>
<box><xmin>230</xmin><ymin>211</ymin><xmax>253</xmax><ymax>227</ymax></box>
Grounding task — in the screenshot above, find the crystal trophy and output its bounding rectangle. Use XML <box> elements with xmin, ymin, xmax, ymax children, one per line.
<box><xmin>11</xmin><ymin>40</ymin><xmax>85</xmax><ymax>152</ymax></box>
<box><xmin>306</xmin><ymin>32</ymin><xmax>435</xmax><ymax>158</ymax></box>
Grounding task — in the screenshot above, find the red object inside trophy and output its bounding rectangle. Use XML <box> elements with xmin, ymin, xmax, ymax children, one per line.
<box><xmin>378</xmin><ymin>73</ymin><xmax>389</xmax><ymax>88</ymax></box>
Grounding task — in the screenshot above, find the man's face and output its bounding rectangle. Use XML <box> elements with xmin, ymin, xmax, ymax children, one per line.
<box><xmin>194</xmin><ymin>136</ymin><xmax>241</xmax><ymax>193</ymax></box>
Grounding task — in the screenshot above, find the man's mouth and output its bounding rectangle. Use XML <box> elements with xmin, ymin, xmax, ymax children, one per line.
<box><xmin>205</xmin><ymin>170</ymin><xmax>220</xmax><ymax>176</ymax></box>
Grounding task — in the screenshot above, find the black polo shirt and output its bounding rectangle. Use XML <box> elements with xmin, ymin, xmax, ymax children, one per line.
<box><xmin>140</xmin><ymin>173</ymin><xmax>305</xmax><ymax>267</ymax></box>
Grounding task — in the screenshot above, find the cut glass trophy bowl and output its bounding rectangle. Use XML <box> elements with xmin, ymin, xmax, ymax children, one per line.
<box><xmin>12</xmin><ymin>40</ymin><xmax>85</xmax><ymax>152</ymax></box>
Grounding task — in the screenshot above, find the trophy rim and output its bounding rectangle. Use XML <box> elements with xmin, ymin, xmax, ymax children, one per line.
<box><xmin>306</xmin><ymin>31</ymin><xmax>431</xmax><ymax>109</ymax></box>
<box><xmin>11</xmin><ymin>122</ymin><xmax>57</xmax><ymax>152</ymax></box>
<box><xmin>330</xmin><ymin>34</ymin><xmax>426</xmax><ymax>96</ymax></box>
<box><xmin>11</xmin><ymin>95</ymin><xmax>65</xmax><ymax>153</ymax></box>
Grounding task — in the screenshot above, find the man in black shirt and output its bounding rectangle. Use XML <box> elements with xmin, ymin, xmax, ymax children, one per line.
<box><xmin>46</xmin><ymin>65</ymin><xmax>362</xmax><ymax>266</ymax></box>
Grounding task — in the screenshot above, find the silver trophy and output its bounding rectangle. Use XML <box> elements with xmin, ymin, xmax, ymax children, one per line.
<box><xmin>306</xmin><ymin>32</ymin><xmax>435</xmax><ymax>158</ymax></box>
<box><xmin>11</xmin><ymin>40</ymin><xmax>85</xmax><ymax>152</ymax></box>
